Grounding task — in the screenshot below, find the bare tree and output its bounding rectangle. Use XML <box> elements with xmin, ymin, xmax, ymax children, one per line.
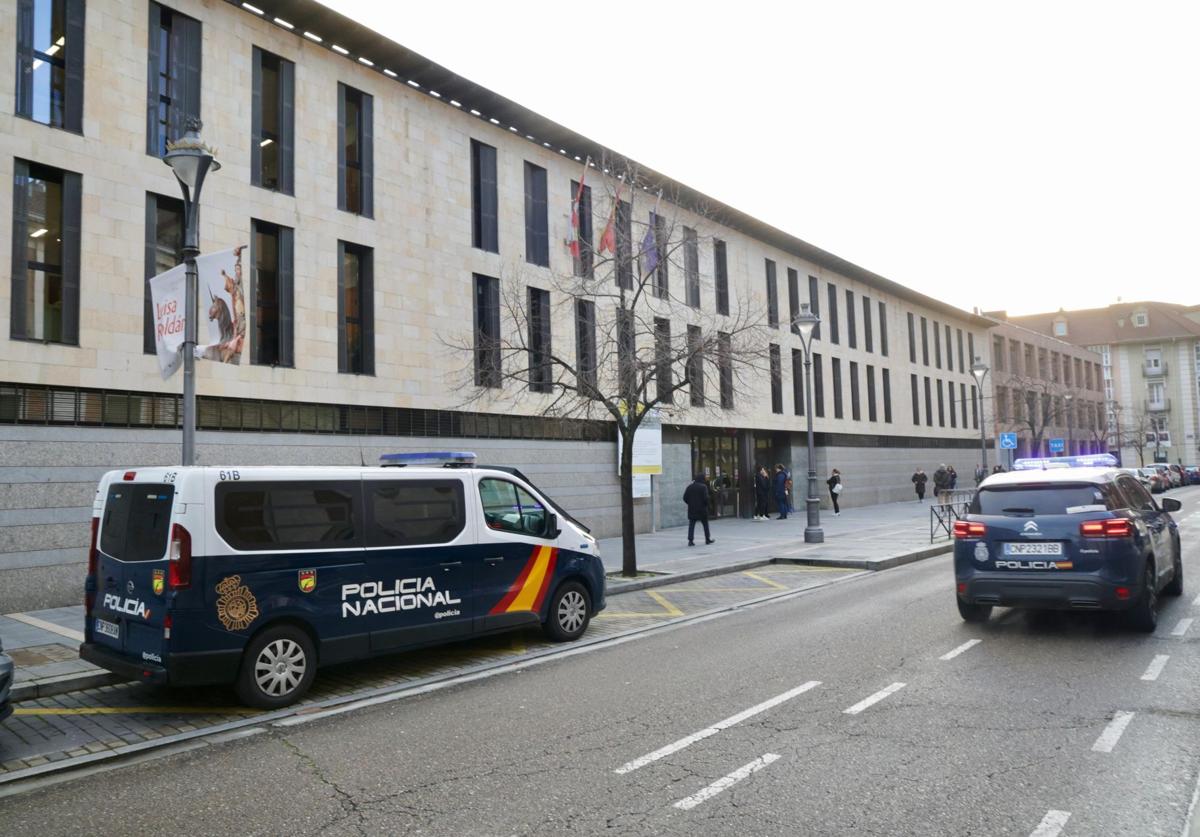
<box><xmin>450</xmin><ymin>154</ymin><xmax>768</xmax><ymax>576</ymax></box>
<box><xmin>997</xmin><ymin>376</ymin><xmax>1075</xmax><ymax>456</ymax></box>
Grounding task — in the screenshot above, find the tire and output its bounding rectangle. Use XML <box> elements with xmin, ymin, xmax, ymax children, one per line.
<box><xmin>542</xmin><ymin>581</ymin><xmax>591</xmax><ymax>642</ymax></box>
<box><xmin>1164</xmin><ymin>545</ymin><xmax>1184</xmax><ymax>597</ymax></box>
<box><xmin>1126</xmin><ymin>562</ymin><xmax>1159</xmax><ymax>633</ymax></box>
<box><xmin>957</xmin><ymin>598</ymin><xmax>992</xmax><ymax>624</ymax></box>
<box><xmin>235</xmin><ymin>624</ymin><xmax>317</xmax><ymax>709</ymax></box>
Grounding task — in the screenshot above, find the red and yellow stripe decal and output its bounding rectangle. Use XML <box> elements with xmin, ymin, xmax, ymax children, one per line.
<box><xmin>490</xmin><ymin>546</ymin><xmax>559</xmax><ymax>615</ymax></box>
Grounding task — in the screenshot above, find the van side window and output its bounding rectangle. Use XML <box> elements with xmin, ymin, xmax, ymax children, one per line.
<box><xmin>366</xmin><ymin>480</ymin><xmax>465</xmax><ymax>547</ymax></box>
<box><xmin>217</xmin><ymin>481</ymin><xmax>361</xmax><ymax>550</ymax></box>
<box><xmin>478</xmin><ymin>478</ymin><xmax>549</xmax><ymax>538</ymax></box>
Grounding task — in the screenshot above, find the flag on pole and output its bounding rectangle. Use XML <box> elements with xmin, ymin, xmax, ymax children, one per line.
<box><xmin>597</xmin><ymin>183</ymin><xmax>622</xmax><ymax>255</ymax></box>
<box><xmin>567</xmin><ymin>157</ymin><xmax>590</xmax><ymax>258</ymax></box>
<box><xmin>640</xmin><ymin>191</ymin><xmax>663</xmax><ymax>274</ymax></box>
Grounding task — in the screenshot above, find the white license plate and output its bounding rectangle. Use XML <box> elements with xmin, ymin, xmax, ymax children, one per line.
<box><xmin>94</xmin><ymin>618</ymin><xmax>119</xmax><ymax>639</ymax></box>
<box><xmin>1004</xmin><ymin>542</ymin><xmax>1064</xmax><ymax>556</ymax></box>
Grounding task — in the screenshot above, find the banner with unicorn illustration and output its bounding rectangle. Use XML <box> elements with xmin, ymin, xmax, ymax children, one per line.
<box><xmin>149</xmin><ymin>245</ymin><xmax>246</xmax><ymax>379</ymax></box>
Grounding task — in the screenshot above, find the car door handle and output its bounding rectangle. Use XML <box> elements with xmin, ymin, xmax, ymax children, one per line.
<box><xmin>439</xmin><ymin>561</ymin><xmax>462</xmax><ymax>569</ymax></box>
<box><xmin>484</xmin><ymin>557</ymin><xmax>504</xmax><ymax>565</ymax></box>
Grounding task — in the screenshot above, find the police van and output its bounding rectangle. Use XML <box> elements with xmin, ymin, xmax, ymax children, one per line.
<box><xmin>80</xmin><ymin>453</ymin><xmax>606</xmax><ymax>707</ymax></box>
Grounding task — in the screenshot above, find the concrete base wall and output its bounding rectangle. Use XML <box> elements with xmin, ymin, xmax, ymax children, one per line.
<box><xmin>804</xmin><ymin>445</ymin><xmax>983</xmax><ymax>509</ymax></box>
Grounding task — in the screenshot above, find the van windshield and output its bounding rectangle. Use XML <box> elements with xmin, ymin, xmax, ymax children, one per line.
<box><xmin>971</xmin><ymin>483</ymin><xmax>1113</xmax><ymax>516</ymax></box>
<box><xmin>99</xmin><ymin>483</ymin><xmax>175</xmax><ymax>562</ymax></box>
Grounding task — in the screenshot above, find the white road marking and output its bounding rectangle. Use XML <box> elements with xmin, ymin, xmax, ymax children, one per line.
<box><xmin>1141</xmin><ymin>654</ymin><xmax>1170</xmax><ymax>681</ymax></box>
<box><xmin>6</xmin><ymin>612</ymin><xmax>85</xmax><ymax>643</ymax></box>
<box><xmin>1182</xmin><ymin>759</ymin><xmax>1200</xmax><ymax>837</ymax></box>
<box><xmin>614</xmin><ymin>681</ymin><xmax>819</xmax><ymax>774</ymax></box>
<box><xmin>1193</xmin><ymin>591</ymin><xmax>1200</xmax><ymax>607</ymax></box>
<box><xmin>1030</xmin><ymin>809</ymin><xmax>1071</xmax><ymax>837</ymax></box>
<box><xmin>1091</xmin><ymin>710</ymin><xmax>1135</xmax><ymax>753</ymax></box>
<box><xmin>843</xmin><ymin>682</ymin><xmax>906</xmax><ymax>715</ymax></box>
<box><xmin>673</xmin><ymin>753</ymin><xmax>780</xmax><ymax>811</ymax></box>
<box><xmin>939</xmin><ymin>639</ymin><xmax>982</xmax><ymax>661</ymax></box>
<box><xmin>1171</xmin><ymin>618</ymin><xmax>1194</xmax><ymax>637</ymax></box>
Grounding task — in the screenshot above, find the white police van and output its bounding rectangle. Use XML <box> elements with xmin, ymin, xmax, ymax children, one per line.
<box><xmin>81</xmin><ymin>453</ymin><xmax>606</xmax><ymax>707</ymax></box>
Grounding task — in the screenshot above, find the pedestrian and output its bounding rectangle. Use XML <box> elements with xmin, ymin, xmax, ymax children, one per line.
<box><xmin>975</xmin><ymin>464</ymin><xmax>987</xmax><ymax>485</ymax></box>
<box><xmin>753</xmin><ymin>466</ymin><xmax>770</xmax><ymax>520</ymax></box>
<box><xmin>682</xmin><ymin>473</ymin><xmax>714</xmax><ymax>546</ymax></box>
<box><xmin>992</xmin><ymin>464</ymin><xmax>1005</xmax><ymax>475</ymax></box>
<box><xmin>773</xmin><ymin>464</ymin><xmax>789</xmax><ymax>520</ymax></box>
<box><xmin>933</xmin><ymin>463</ymin><xmax>949</xmax><ymax>500</ymax></box>
<box><xmin>912</xmin><ymin>467</ymin><xmax>928</xmax><ymax>501</ymax></box>
<box><xmin>826</xmin><ymin>468</ymin><xmax>842</xmax><ymax>516</ymax></box>
<box><xmin>947</xmin><ymin>465</ymin><xmax>958</xmax><ymax>490</ymax></box>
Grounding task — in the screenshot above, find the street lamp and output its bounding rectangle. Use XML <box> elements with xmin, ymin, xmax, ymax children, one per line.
<box><xmin>970</xmin><ymin>357</ymin><xmax>989</xmax><ymax>471</ymax></box>
<box><xmin>793</xmin><ymin>303</ymin><xmax>823</xmax><ymax>544</ymax></box>
<box><xmin>1064</xmin><ymin>392</ymin><xmax>1074</xmax><ymax>456</ymax></box>
<box><xmin>163</xmin><ymin>118</ymin><xmax>220</xmax><ymax>466</ymax></box>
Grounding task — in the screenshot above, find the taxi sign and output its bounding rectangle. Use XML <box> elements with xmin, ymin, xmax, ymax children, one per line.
<box><xmin>1012</xmin><ymin>453</ymin><xmax>1118</xmax><ymax>471</ymax></box>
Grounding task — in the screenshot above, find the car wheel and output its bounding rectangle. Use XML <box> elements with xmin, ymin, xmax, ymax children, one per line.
<box><xmin>542</xmin><ymin>581</ymin><xmax>591</xmax><ymax>642</ymax></box>
<box><xmin>1126</xmin><ymin>563</ymin><xmax>1159</xmax><ymax>633</ymax></box>
<box><xmin>236</xmin><ymin>624</ymin><xmax>317</xmax><ymax>709</ymax></box>
<box><xmin>957</xmin><ymin>598</ymin><xmax>992</xmax><ymax>624</ymax></box>
<box><xmin>1164</xmin><ymin>547</ymin><xmax>1184</xmax><ymax>597</ymax></box>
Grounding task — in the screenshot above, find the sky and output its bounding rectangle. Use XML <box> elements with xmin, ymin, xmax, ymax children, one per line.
<box><xmin>320</xmin><ymin>0</ymin><xmax>1199</xmax><ymax>317</ymax></box>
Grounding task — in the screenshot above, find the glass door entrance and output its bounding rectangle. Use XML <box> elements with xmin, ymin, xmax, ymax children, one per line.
<box><xmin>692</xmin><ymin>432</ymin><xmax>740</xmax><ymax>518</ymax></box>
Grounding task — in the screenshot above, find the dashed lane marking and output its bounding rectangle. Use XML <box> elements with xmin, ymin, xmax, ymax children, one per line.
<box><xmin>673</xmin><ymin>753</ymin><xmax>781</xmax><ymax>811</ymax></box>
<box><xmin>13</xmin><ymin>706</ymin><xmax>257</xmax><ymax>716</ymax></box>
<box><xmin>1171</xmin><ymin>618</ymin><xmax>1194</xmax><ymax>637</ymax></box>
<box><xmin>1030</xmin><ymin>809</ymin><xmax>1071</xmax><ymax>837</ymax></box>
<box><xmin>5</xmin><ymin>612</ymin><xmax>85</xmax><ymax>643</ymax></box>
<box><xmin>741</xmin><ymin>571</ymin><xmax>788</xmax><ymax>590</ymax></box>
<box><xmin>614</xmin><ymin>681</ymin><xmax>820</xmax><ymax>775</ymax></box>
<box><xmin>843</xmin><ymin>682</ymin><xmax>906</xmax><ymax>715</ymax></box>
<box><xmin>1193</xmin><ymin>591</ymin><xmax>1200</xmax><ymax>607</ymax></box>
<box><xmin>1141</xmin><ymin>654</ymin><xmax>1170</xmax><ymax>682</ymax></box>
<box><xmin>1091</xmin><ymin>710</ymin><xmax>1135</xmax><ymax>753</ymax></box>
<box><xmin>939</xmin><ymin>639</ymin><xmax>982</xmax><ymax>661</ymax></box>
<box><xmin>645</xmin><ymin>590</ymin><xmax>684</xmax><ymax>617</ymax></box>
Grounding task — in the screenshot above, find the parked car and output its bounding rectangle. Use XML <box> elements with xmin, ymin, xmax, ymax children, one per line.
<box><xmin>1168</xmin><ymin>464</ymin><xmax>1186</xmax><ymax>487</ymax></box>
<box><xmin>1153</xmin><ymin>464</ymin><xmax>1179</xmax><ymax>489</ymax></box>
<box><xmin>1185</xmin><ymin>466</ymin><xmax>1200</xmax><ymax>485</ymax></box>
<box><xmin>1138</xmin><ymin>467</ymin><xmax>1166</xmax><ymax>493</ymax></box>
<box><xmin>1121</xmin><ymin>468</ymin><xmax>1154</xmax><ymax>493</ymax></box>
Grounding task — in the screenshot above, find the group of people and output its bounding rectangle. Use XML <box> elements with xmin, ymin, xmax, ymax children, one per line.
<box><xmin>911</xmin><ymin>463</ymin><xmax>1007</xmax><ymax>501</ymax></box>
<box><xmin>683</xmin><ymin>464</ymin><xmax>844</xmax><ymax>546</ymax></box>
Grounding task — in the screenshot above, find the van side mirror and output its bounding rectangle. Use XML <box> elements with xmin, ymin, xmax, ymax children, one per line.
<box><xmin>1161</xmin><ymin>497</ymin><xmax>1182</xmax><ymax>513</ymax></box>
<box><xmin>545</xmin><ymin>513</ymin><xmax>560</xmax><ymax>540</ymax></box>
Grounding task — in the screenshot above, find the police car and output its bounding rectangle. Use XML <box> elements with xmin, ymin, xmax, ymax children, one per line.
<box><xmin>80</xmin><ymin>453</ymin><xmax>606</xmax><ymax>707</ymax></box>
<box><xmin>954</xmin><ymin>454</ymin><xmax>1184</xmax><ymax>631</ymax></box>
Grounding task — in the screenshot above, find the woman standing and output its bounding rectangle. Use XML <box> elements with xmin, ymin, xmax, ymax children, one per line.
<box><xmin>912</xmin><ymin>468</ymin><xmax>928</xmax><ymax>501</ymax></box>
<box><xmin>753</xmin><ymin>466</ymin><xmax>770</xmax><ymax>520</ymax></box>
<box><xmin>826</xmin><ymin>469</ymin><xmax>842</xmax><ymax>516</ymax></box>
<box><xmin>773</xmin><ymin>464</ymin><xmax>789</xmax><ymax>520</ymax></box>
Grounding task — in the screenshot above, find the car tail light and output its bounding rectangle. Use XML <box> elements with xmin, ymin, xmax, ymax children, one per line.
<box><xmin>957</xmin><ymin>582</ymin><xmax>967</xmax><ymax>595</ymax></box>
<box><xmin>85</xmin><ymin>517</ymin><xmax>99</xmax><ymax>613</ymax></box>
<box><xmin>86</xmin><ymin>517</ymin><xmax>99</xmax><ymax>577</ymax></box>
<box><xmin>1115</xmin><ymin>587</ymin><xmax>1131</xmax><ymax>600</ymax></box>
<box><xmin>1080</xmin><ymin>519</ymin><xmax>1132</xmax><ymax>538</ymax></box>
<box><xmin>168</xmin><ymin>524</ymin><xmax>192</xmax><ymax>589</ymax></box>
<box><xmin>953</xmin><ymin>520</ymin><xmax>986</xmax><ymax>539</ymax></box>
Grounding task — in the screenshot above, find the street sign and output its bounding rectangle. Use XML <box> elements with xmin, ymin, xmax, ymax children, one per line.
<box><xmin>999</xmin><ymin>432</ymin><xmax>1018</xmax><ymax>450</ymax></box>
<box><xmin>1048</xmin><ymin>438</ymin><xmax>1065</xmax><ymax>453</ymax></box>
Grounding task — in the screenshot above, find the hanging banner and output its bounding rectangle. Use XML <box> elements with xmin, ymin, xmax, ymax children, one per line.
<box><xmin>617</xmin><ymin>406</ymin><xmax>663</xmax><ymax>499</ymax></box>
<box><xmin>149</xmin><ymin>246</ymin><xmax>246</xmax><ymax>379</ymax></box>
<box><xmin>150</xmin><ymin>263</ymin><xmax>186</xmax><ymax>379</ymax></box>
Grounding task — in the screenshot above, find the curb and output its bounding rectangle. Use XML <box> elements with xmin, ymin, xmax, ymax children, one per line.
<box><xmin>11</xmin><ymin>671</ymin><xmax>122</xmax><ymax>703</ymax></box>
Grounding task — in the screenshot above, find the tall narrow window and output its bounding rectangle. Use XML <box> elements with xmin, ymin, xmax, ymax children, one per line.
<box><xmin>933</xmin><ymin>319</ymin><xmax>942</xmax><ymax>368</ymax></box>
<box><xmin>831</xmin><ymin>358</ymin><xmax>843</xmax><ymax>419</ymax></box>
<box><xmin>910</xmin><ymin>374</ymin><xmax>920</xmax><ymax>425</ymax></box>
<box><xmin>845</xmin><ymin>289</ymin><xmax>856</xmax><ymax>349</ymax></box>
<box><xmin>16</xmin><ymin>0</ymin><xmax>85</xmax><ymax>132</ymax></box>
<box><xmin>866</xmin><ymin>365</ymin><xmax>877</xmax><ymax>422</ymax></box>
<box><xmin>961</xmin><ymin>383</ymin><xmax>968</xmax><ymax>430</ymax></box>
<box><xmin>473</xmin><ymin>274</ymin><xmax>500</xmax><ymax>387</ymax></box>
<box><xmin>878</xmin><ymin>301</ymin><xmax>888</xmax><ymax>356</ymax></box>
<box><xmin>143</xmin><ymin>192</ymin><xmax>183</xmax><ymax>354</ymax></box>
<box><xmin>528</xmin><ymin>287</ymin><xmax>552</xmax><ymax>392</ymax></box>
<box><xmin>471</xmin><ymin>140</ymin><xmax>498</xmax><ymax>252</ymax></box>
<box><xmin>146</xmin><ymin>2</ymin><xmax>201</xmax><ymax>156</ymax></box>
<box><xmin>808</xmin><ymin>276</ymin><xmax>822</xmax><ymax>340</ymax></box>
<box><xmin>11</xmin><ymin>160</ymin><xmax>79</xmax><ymax>344</ymax></box>
<box><xmin>944</xmin><ymin>324</ymin><xmax>953</xmax><ymax>371</ymax></box>
<box><xmin>769</xmin><ymin>344</ymin><xmax>783</xmax><ymax>414</ymax></box>
<box><xmin>813</xmin><ymin>353</ymin><xmax>825</xmax><ymax>417</ymax></box>
<box><xmin>936</xmin><ymin>379</ymin><xmax>945</xmax><ymax>426</ymax></box>
<box><xmin>684</xmin><ymin>227</ymin><xmax>699</xmax><ymax>308</ymax></box>
<box><xmin>575</xmin><ymin>299</ymin><xmax>596</xmax><ymax>397</ymax></box>
<box><xmin>826</xmin><ymin>284</ymin><xmax>840</xmax><ymax>344</ymax></box>
<box><xmin>337</xmin><ymin>241</ymin><xmax>373</xmax><ymax>375</ymax></box>
<box><xmin>971</xmin><ymin>385</ymin><xmax>979</xmax><ymax>429</ymax></box>
<box><xmin>337</xmin><ymin>83</ymin><xmax>373</xmax><ymax>217</ymax></box>
<box><xmin>251</xmin><ymin>219</ymin><xmax>294</xmax><ymax>367</ymax></box>
<box><xmin>713</xmin><ymin>239</ymin><xmax>729</xmax><ymax>315</ymax></box>
<box><xmin>654</xmin><ymin>318</ymin><xmax>672</xmax><ymax>404</ymax></box>
<box><xmin>849</xmin><ymin>361</ymin><xmax>861</xmax><ymax>420</ymax></box>
<box><xmin>957</xmin><ymin>328</ymin><xmax>965</xmax><ymax>372</ymax></box>
<box><xmin>765</xmin><ymin>259</ymin><xmax>779</xmax><ymax>328</ymax></box>
<box><xmin>616</xmin><ymin>200</ymin><xmax>632</xmax><ymax>290</ymax></box>
<box><xmin>648</xmin><ymin>212</ymin><xmax>668</xmax><ymax>298</ymax></box>
<box><xmin>788</xmin><ymin>268</ymin><xmax>800</xmax><ymax>335</ymax></box>
<box><xmin>907</xmin><ymin>312</ymin><xmax>916</xmax><ymax>362</ymax></box>
<box><xmin>882</xmin><ymin>368</ymin><xmax>892</xmax><ymax>423</ymax></box>
<box><xmin>687</xmin><ymin>325</ymin><xmax>704</xmax><ymax>406</ymax></box>
<box><xmin>718</xmin><ymin>332</ymin><xmax>733</xmax><ymax>409</ymax></box>
<box><xmin>252</xmin><ymin>47</ymin><xmax>294</xmax><ymax>194</ymax></box>
<box><xmin>524</xmin><ymin>162</ymin><xmax>549</xmax><ymax>267</ymax></box>
<box><xmin>924</xmin><ymin>377</ymin><xmax>933</xmax><ymax>426</ymax></box>
<box><xmin>920</xmin><ymin>316</ymin><xmax>929</xmax><ymax>365</ymax></box>
<box><xmin>949</xmin><ymin>379</ymin><xmax>957</xmax><ymax>427</ymax></box>
<box><xmin>968</xmin><ymin>333</ymin><xmax>976</xmax><ymax>370</ymax></box>
<box><xmin>792</xmin><ymin>349</ymin><xmax>805</xmax><ymax>416</ymax></box>
<box><xmin>571</xmin><ymin>179</ymin><xmax>592</xmax><ymax>277</ymax></box>
<box><xmin>862</xmin><ymin>295</ymin><xmax>873</xmax><ymax>353</ymax></box>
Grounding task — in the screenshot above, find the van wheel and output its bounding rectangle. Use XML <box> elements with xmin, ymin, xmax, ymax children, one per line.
<box><xmin>957</xmin><ymin>598</ymin><xmax>992</xmax><ymax>623</ymax></box>
<box><xmin>543</xmin><ymin>581</ymin><xmax>591</xmax><ymax>642</ymax></box>
<box><xmin>1164</xmin><ymin>549</ymin><xmax>1183</xmax><ymax>597</ymax></box>
<box><xmin>236</xmin><ymin>624</ymin><xmax>316</xmax><ymax>709</ymax></box>
<box><xmin>1126</xmin><ymin>563</ymin><xmax>1159</xmax><ymax>633</ymax></box>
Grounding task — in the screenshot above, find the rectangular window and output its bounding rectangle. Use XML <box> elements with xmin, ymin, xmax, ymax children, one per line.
<box><xmin>788</xmin><ymin>268</ymin><xmax>800</xmax><ymax>336</ymax></box>
<box><xmin>337</xmin><ymin>242</ymin><xmax>373</xmax><ymax>375</ymax></box>
<box><xmin>910</xmin><ymin>373</ymin><xmax>920</xmax><ymax>425</ymax></box>
<box><xmin>770</xmin><ymin>343</ymin><xmax>783</xmax><ymax>414</ymax></box>
<box><xmin>146</xmin><ymin>2</ymin><xmax>201</xmax><ymax>156</ymax></box>
<box><xmin>945</xmin><ymin>324</ymin><xmax>954</xmax><ymax>371</ymax></box>
<box><xmin>718</xmin><ymin>332</ymin><xmax>733</xmax><ymax>409</ymax></box>
<box><xmin>968</xmin><ymin>333</ymin><xmax>976</xmax><ymax>370</ymax></box>
<box><xmin>687</xmin><ymin>325</ymin><xmax>704</xmax><ymax>407</ymax></box>
<box><xmin>961</xmin><ymin>383</ymin><xmax>968</xmax><ymax>429</ymax></box>
<box><xmin>907</xmin><ymin>312</ymin><xmax>916</xmax><ymax>362</ymax></box>
<box><xmin>971</xmin><ymin>384</ymin><xmax>979</xmax><ymax>429</ymax></box>
<box><xmin>957</xmin><ymin>328</ymin><xmax>965</xmax><ymax>372</ymax></box>
<box><xmin>813</xmin><ymin>353</ymin><xmax>825</xmax><ymax>417</ymax></box>
<box><xmin>571</xmin><ymin>179</ymin><xmax>593</xmax><ymax>277</ymax></box>
<box><xmin>524</xmin><ymin>162</ymin><xmax>549</xmax><ymax>267</ymax></box>
<box><xmin>936</xmin><ymin>379</ymin><xmax>945</xmax><ymax>426</ymax></box>
<box><xmin>684</xmin><ymin>227</ymin><xmax>699</xmax><ymax>308</ymax></box>
<box><xmin>866</xmin><ymin>365</ymin><xmax>877</xmax><ymax>422</ymax></box>
<box><xmin>11</xmin><ymin>159</ymin><xmax>80</xmax><ymax>344</ymax></box>
<box><xmin>878</xmin><ymin>301</ymin><xmax>888</xmax><ymax>356</ymax></box>
<box><xmin>920</xmin><ymin>316</ymin><xmax>929</xmax><ymax>365</ymax></box>
<box><xmin>849</xmin><ymin>360</ymin><xmax>861</xmax><ymax>420</ymax></box>
<box><xmin>831</xmin><ymin>357</ymin><xmax>844</xmax><ymax>419</ymax></box>
<box><xmin>470</xmin><ymin>140</ymin><xmax>498</xmax><ymax>252</ymax></box>
<box><xmin>924</xmin><ymin>376</ymin><xmax>933</xmax><ymax>426</ymax></box>
<box><xmin>337</xmin><ymin>83</ymin><xmax>373</xmax><ymax>217</ymax></box>
<box><xmin>473</xmin><ymin>274</ymin><xmax>500</xmax><ymax>387</ymax></box>
<box><xmin>714</xmin><ymin>239</ymin><xmax>729</xmax><ymax>315</ymax></box>
<box><xmin>142</xmin><ymin>192</ymin><xmax>183</xmax><ymax>354</ymax></box>
<box><xmin>216</xmin><ymin>481</ymin><xmax>360</xmax><ymax>551</ymax></box>
<box><xmin>616</xmin><ymin>199</ymin><xmax>632</xmax><ymax>290</ymax></box>
<box><xmin>933</xmin><ymin>320</ymin><xmax>941</xmax><ymax>368</ymax></box>
<box><xmin>882</xmin><ymin>368</ymin><xmax>892</xmax><ymax>423</ymax></box>
<box><xmin>251</xmin><ymin>47</ymin><xmax>294</xmax><ymax>194</ymax></box>
<box><xmin>366</xmin><ymin>480</ymin><xmax>466</xmax><ymax>548</ymax></box>
<box><xmin>575</xmin><ymin>299</ymin><xmax>596</xmax><ymax>397</ymax></box>
<box><xmin>827</xmin><ymin>284</ymin><xmax>840</xmax><ymax>344</ymax></box>
<box><xmin>649</xmin><ymin>212</ymin><xmax>668</xmax><ymax>298</ymax></box>
<box><xmin>251</xmin><ymin>219</ymin><xmax>294</xmax><ymax>367</ymax></box>
<box><xmin>862</xmin><ymin>295</ymin><xmax>873</xmax><ymax>353</ymax></box>
<box><xmin>792</xmin><ymin>348</ymin><xmax>805</xmax><ymax>416</ymax></box>
<box><xmin>654</xmin><ymin>318</ymin><xmax>673</xmax><ymax>404</ymax></box>
<box><xmin>765</xmin><ymin>259</ymin><xmax>779</xmax><ymax>328</ymax></box>
<box><xmin>948</xmin><ymin>377</ymin><xmax>957</xmax><ymax>427</ymax></box>
<box><xmin>16</xmin><ymin>0</ymin><xmax>84</xmax><ymax>132</ymax></box>
<box><xmin>808</xmin><ymin>276</ymin><xmax>821</xmax><ymax>340</ymax></box>
<box><xmin>528</xmin><ymin>287</ymin><xmax>552</xmax><ymax>392</ymax></box>
<box><xmin>845</xmin><ymin>289</ymin><xmax>857</xmax><ymax>349</ymax></box>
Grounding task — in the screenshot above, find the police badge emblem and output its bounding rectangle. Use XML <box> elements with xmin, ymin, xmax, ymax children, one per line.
<box><xmin>215</xmin><ymin>575</ymin><xmax>260</xmax><ymax>631</ymax></box>
<box><xmin>152</xmin><ymin>568</ymin><xmax>165</xmax><ymax>596</ymax></box>
<box><xmin>974</xmin><ymin>542</ymin><xmax>989</xmax><ymax>563</ymax></box>
<box><xmin>298</xmin><ymin>569</ymin><xmax>316</xmax><ymax>593</ymax></box>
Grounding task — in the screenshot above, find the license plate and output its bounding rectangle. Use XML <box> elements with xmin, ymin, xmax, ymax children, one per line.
<box><xmin>1004</xmin><ymin>542</ymin><xmax>1064</xmax><ymax>556</ymax></box>
<box><xmin>94</xmin><ymin>618</ymin><xmax>119</xmax><ymax>639</ymax></box>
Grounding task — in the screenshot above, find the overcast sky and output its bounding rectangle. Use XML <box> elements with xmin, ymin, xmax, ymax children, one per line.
<box><xmin>320</xmin><ymin>0</ymin><xmax>1199</xmax><ymax>317</ymax></box>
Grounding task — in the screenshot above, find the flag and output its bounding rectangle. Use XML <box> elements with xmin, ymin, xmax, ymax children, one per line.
<box><xmin>597</xmin><ymin>184</ymin><xmax>622</xmax><ymax>255</ymax></box>
<box><xmin>640</xmin><ymin>191</ymin><xmax>663</xmax><ymax>274</ymax></box>
<box><xmin>567</xmin><ymin>157</ymin><xmax>589</xmax><ymax>258</ymax></box>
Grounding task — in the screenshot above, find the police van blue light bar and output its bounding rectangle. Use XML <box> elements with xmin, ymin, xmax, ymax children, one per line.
<box><xmin>1012</xmin><ymin>453</ymin><xmax>1118</xmax><ymax>471</ymax></box>
<box><xmin>379</xmin><ymin>451</ymin><xmax>477</xmax><ymax>467</ymax></box>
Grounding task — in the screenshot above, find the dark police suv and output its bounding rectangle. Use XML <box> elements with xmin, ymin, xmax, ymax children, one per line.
<box><xmin>954</xmin><ymin>455</ymin><xmax>1184</xmax><ymax>631</ymax></box>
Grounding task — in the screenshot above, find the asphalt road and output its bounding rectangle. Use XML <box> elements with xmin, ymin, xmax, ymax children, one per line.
<box><xmin>2</xmin><ymin>488</ymin><xmax>1199</xmax><ymax>836</ymax></box>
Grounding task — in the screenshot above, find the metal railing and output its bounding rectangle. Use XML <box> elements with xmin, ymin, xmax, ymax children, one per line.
<box><xmin>930</xmin><ymin>489</ymin><xmax>974</xmax><ymax>542</ymax></box>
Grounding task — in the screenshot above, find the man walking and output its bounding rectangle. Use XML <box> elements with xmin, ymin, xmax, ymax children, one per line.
<box><xmin>933</xmin><ymin>463</ymin><xmax>949</xmax><ymax>500</ymax></box>
<box><xmin>826</xmin><ymin>468</ymin><xmax>842</xmax><ymax>516</ymax></box>
<box><xmin>773</xmin><ymin>464</ymin><xmax>789</xmax><ymax>520</ymax></box>
<box><xmin>683</xmin><ymin>473</ymin><xmax>714</xmax><ymax>546</ymax></box>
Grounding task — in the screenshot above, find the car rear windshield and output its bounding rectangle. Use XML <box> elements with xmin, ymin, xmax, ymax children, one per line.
<box><xmin>971</xmin><ymin>483</ymin><xmax>1112</xmax><ymax>516</ymax></box>
<box><xmin>99</xmin><ymin>483</ymin><xmax>175</xmax><ymax>562</ymax></box>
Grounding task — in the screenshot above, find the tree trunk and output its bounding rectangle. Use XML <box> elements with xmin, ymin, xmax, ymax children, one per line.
<box><xmin>620</xmin><ymin>432</ymin><xmax>638</xmax><ymax>577</ymax></box>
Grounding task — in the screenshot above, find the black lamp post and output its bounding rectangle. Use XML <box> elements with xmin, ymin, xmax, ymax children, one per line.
<box><xmin>971</xmin><ymin>357</ymin><xmax>989</xmax><ymax>471</ymax></box>
<box><xmin>163</xmin><ymin>118</ymin><xmax>220</xmax><ymax>466</ymax></box>
<box><xmin>1065</xmin><ymin>392</ymin><xmax>1074</xmax><ymax>456</ymax></box>
<box><xmin>793</xmin><ymin>303</ymin><xmax>823</xmax><ymax>544</ymax></box>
